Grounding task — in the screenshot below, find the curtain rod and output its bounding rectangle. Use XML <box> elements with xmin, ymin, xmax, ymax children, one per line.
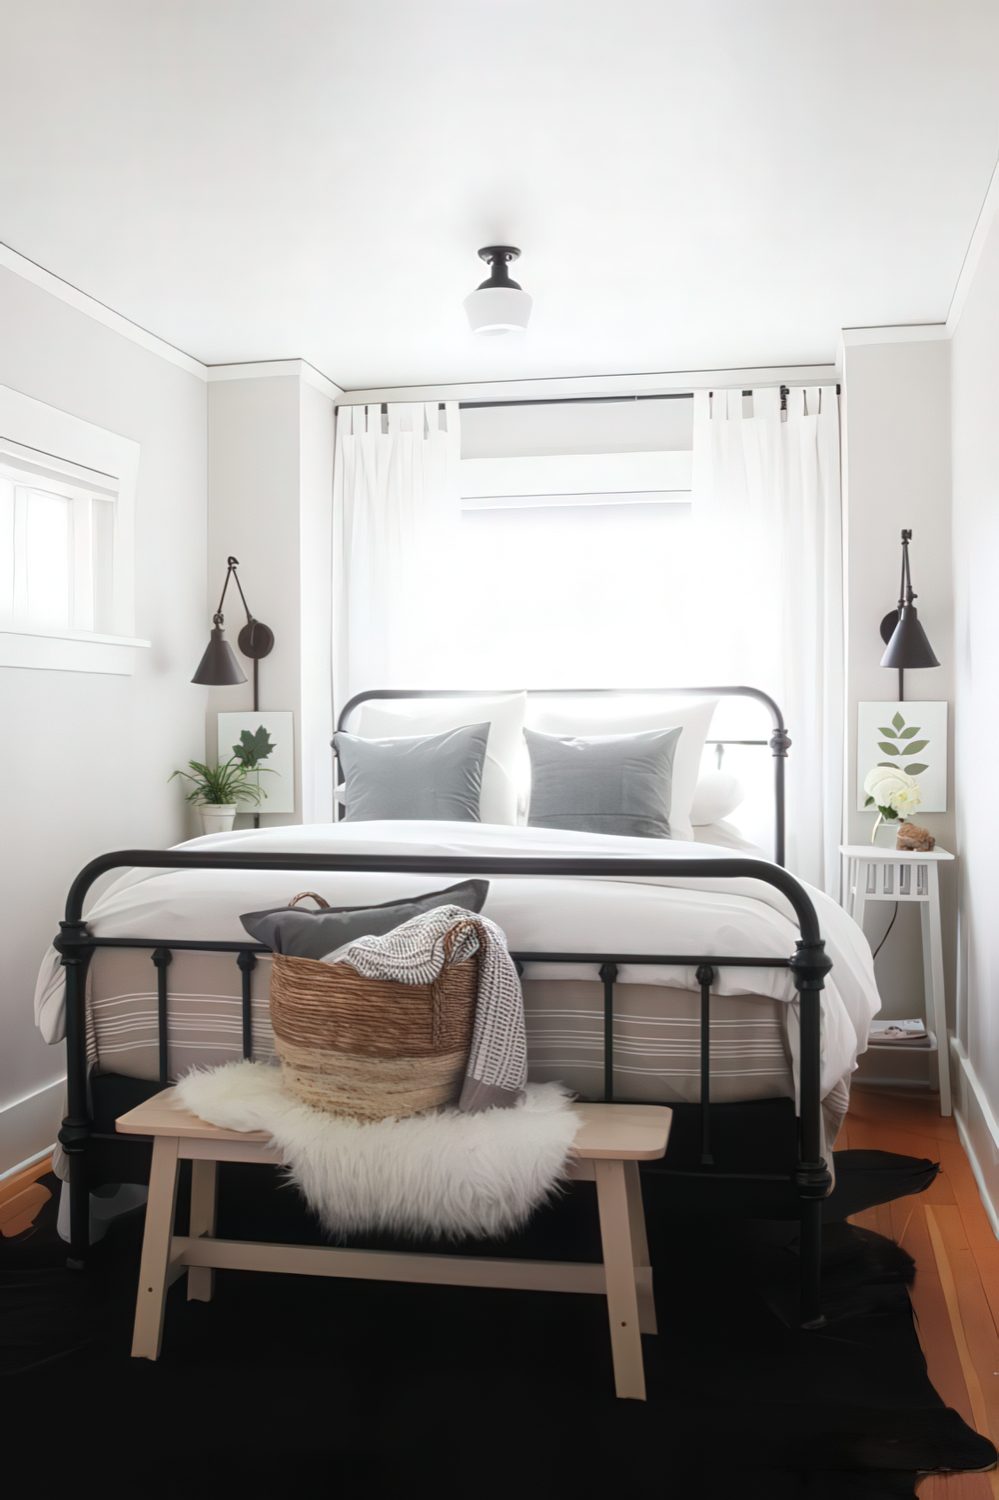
<box><xmin>370</xmin><ymin>383</ymin><xmax>841</xmax><ymax>413</ymax></box>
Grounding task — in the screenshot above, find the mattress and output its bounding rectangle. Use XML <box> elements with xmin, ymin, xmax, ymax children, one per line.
<box><xmin>35</xmin><ymin>819</ymin><xmax>878</xmax><ymax>1140</ymax></box>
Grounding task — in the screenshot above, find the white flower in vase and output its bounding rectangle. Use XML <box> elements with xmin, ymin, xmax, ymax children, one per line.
<box><xmin>863</xmin><ymin>766</ymin><xmax>923</xmax><ymax>843</ymax></box>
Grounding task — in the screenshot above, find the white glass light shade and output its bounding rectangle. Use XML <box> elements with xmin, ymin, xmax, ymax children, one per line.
<box><xmin>463</xmin><ymin>285</ymin><xmax>533</xmax><ymax>335</ymax></box>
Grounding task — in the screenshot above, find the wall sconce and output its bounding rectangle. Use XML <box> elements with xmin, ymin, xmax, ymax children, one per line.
<box><xmin>192</xmin><ymin>556</ymin><xmax>274</xmax><ymax>712</ymax></box>
<box><xmin>879</xmin><ymin>529</ymin><xmax>939</xmax><ymax>700</ymax></box>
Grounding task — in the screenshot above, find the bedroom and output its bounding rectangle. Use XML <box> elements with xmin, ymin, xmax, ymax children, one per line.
<box><xmin>1</xmin><ymin>1</ymin><xmax>997</xmax><ymax>1492</ymax></box>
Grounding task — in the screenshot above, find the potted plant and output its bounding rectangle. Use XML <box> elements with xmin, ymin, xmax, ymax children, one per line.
<box><xmin>170</xmin><ymin>757</ymin><xmax>268</xmax><ymax>834</ymax></box>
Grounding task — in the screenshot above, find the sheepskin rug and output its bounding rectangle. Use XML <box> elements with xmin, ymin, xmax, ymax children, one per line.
<box><xmin>175</xmin><ymin>1061</ymin><xmax>579</xmax><ymax>1240</ymax></box>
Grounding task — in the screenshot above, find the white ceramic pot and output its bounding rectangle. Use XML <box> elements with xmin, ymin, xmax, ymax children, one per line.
<box><xmin>199</xmin><ymin>803</ymin><xmax>237</xmax><ymax>835</ymax></box>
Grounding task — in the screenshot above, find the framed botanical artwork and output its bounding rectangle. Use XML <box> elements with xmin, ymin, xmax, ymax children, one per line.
<box><xmin>856</xmin><ymin>702</ymin><xmax>948</xmax><ymax>812</ymax></box>
<box><xmin>217</xmin><ymin>711</ymin><xmax>295</xmax><ymax>815</ymax></box>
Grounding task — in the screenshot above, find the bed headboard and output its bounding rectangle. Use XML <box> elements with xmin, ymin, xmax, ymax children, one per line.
<box><xmin>334</xmin><ymin>686</ymin><xmax>790</xmax><ymax>866</ymax></box>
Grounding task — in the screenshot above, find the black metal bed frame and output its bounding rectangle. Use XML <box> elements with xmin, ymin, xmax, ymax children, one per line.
<box><xmin>55</xmin><ymin>686</ymin><xmax>833</xmax><ymax>1324</ymax></box>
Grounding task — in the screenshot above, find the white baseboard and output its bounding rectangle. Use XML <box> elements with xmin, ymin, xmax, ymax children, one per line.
<box><xmin>950</xmin><ymin>1036</ymin><xmax>999</xmax><ymax>1240</ymax></box>
<box><xmin>0</xmin><ymin>1078</ymin><xmax>63</xmax><ymax>1178</ymax></box>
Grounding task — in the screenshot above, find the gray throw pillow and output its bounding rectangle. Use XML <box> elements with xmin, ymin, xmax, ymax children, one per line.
<box><xmin>524</xmin><ymin>725</ymin><xmax>682</xmax><ymax>838</ymax></box>
<box><xmin>240</xmin><ymin>879</ymin><xmax>489</xmax><ymax>957</ymax></box>
<box><xmin>333</xmin><ymin>723</ymin><xmax>489</xmax><ymax>822</ymax></box>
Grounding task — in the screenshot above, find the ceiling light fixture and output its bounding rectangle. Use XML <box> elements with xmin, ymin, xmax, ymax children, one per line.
<box><xmin>464</xmin><ymin>245</ymin><xmax>532</xmax><ymax>335</ymax></box>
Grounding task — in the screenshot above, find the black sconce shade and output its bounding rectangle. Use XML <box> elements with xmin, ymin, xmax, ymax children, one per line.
<box><xmin>880</xmin><ymin>605</ymin><xmax>939</xmax><ymax>670</ymax></box>
<box><xmin>879</xmin><ymin>528</ymin><xmax>939</xmax><ymax>674</ymax></box>
<box><xmin>192</xmin><ymin>625</ymin><xmax>247</xmax><ymax>686</ymax></box>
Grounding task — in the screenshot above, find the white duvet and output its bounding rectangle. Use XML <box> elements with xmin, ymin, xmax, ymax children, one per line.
<box><xmin>34</xmin><ymin>819</ymin><xmax>880</xmax><ymax>1099</ymax></box>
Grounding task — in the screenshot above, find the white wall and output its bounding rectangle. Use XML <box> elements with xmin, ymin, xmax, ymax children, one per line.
<box><xmin>840</xmin><ymin>335</ymin><xmax>955</xmax><ymax>1086</ymax></box>
<box><xmin>951</xmin><ymin>200</ymin><xmax>999</xmax><ymax>1224</ymax></box>
<box><xmin>0</xmin><ymin>268</ymin><xmax>207</xmax><ymax>1173</ymax></box>
<box><xmin>207</xmin><ymin>371</ymin><xmax>335</xmax><ymax>824</ymax></box>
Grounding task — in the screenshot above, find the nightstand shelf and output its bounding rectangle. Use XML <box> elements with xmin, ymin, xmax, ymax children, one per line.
<box><xmin>840</xmin><ymin>844</ymin><xmax>955</xmax><ymax>1116</ymax></box>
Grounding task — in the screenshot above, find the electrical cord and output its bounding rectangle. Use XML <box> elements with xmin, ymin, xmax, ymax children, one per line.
<box><xmin>872</xmin><ymin>901</ymin><xmax>899</xmax><ymax>961</ymax></box>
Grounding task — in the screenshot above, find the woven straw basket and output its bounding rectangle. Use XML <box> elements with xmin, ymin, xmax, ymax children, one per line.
<box><xmin>269</xmin><ymin>893</ymin><xmax>479</xmax><ymax>1121</ymax></box>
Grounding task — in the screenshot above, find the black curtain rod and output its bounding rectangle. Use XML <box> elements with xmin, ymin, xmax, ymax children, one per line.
<box><xmin>368</xmin><ymin>383</ymin><xmax>841</xmax><ymax>414</ymax></box>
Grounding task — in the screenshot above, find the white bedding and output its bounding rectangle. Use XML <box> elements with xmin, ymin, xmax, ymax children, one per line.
<box><xmin>34</xmin><ymin>820</ymin><xmax>879</xmax><ymax>1101</ymax></box>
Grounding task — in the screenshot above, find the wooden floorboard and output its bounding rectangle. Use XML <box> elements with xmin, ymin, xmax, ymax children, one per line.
<box><xmin>848</xmin><ymin>1088</ymin><xmax>999</xmax><ymax>1497</ymax></box>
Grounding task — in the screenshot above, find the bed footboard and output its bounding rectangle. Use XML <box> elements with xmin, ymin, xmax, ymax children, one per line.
<box><xmin>54</xmin><ymin>849</ymin><xmax>832</xmax><ymax>1324</ymax></box>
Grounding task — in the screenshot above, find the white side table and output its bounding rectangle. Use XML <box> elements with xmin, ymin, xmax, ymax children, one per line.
<box><xmin>840</xmin><ymin>844</ymin><xmax>955</xmax><ymax>1116</ymax></box>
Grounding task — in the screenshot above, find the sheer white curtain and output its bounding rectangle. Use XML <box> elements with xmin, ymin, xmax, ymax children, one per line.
<box><xmin>691</xmin><ymin>387</ymin><xmax>843</xmax><ymax>893</ymax></box>
<box><xmin>332</xmin><ymin>401</ymin><xmax>461</xmax><ymax>707</ymax></box>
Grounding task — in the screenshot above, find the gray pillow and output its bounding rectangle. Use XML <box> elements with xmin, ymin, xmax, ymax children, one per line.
<box><xmin>524</xmin><ymin>725</ymin><xmax>682</xmax><ymax>838</ymax></box>
<box><xmin>240</xmin><ymin>879</ymin><xmax>489</xmax><ymax>957</ymax></box>
<box><xmin>333</xmin><ymin>722</ymin><xmax>489</xmax><ymax>822</ymax></box>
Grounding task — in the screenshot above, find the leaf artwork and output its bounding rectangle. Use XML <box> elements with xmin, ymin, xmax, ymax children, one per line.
<box><xmin>232</xmin><ymin>725</ymin><xmax>276</xmax><ymax>769</ymax></box>
<box><xmin>872</xmin><ymin>710</ymin><xmax>929</xmax><ymax>772</ymax></box>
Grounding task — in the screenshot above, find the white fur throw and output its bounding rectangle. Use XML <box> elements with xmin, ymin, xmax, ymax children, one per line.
<box><xmin>175</xmin><ymin>1060</ymin><xmax>579</xmax><ymax>1240</ymax></box>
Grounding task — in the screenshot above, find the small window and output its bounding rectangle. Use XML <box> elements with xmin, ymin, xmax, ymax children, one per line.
<box><xmin>0</xmin><ymin>450</ymin><xmax>120</xmax><ymax>633</ymax></box>
<box><xmin>0</xmin><ymin>385</ymin><xmax>146</xmax><ymax>674</ymax></box>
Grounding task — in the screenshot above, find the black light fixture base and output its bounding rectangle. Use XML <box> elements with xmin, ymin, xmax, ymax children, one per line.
<box><xmin>476</xmin><ymin>245</ymin><xmax>523</xmax><ymax>289</ymax></box>
<box><xmin>237</xmin><ymin>620</ymin><xmax>275</xmax><ymax>660</ymax></box>
<box><xmin>879</xmin><ymin>609</ymin><xmax>900</xmax><ymax>646</ymax></box>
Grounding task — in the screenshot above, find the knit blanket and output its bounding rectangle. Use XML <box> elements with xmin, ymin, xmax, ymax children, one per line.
<box><xmin>175</xmin><ymin>1061</ymin><xmax>578</xmax><ymax>1240</ymax></box>
<box><xmin>325</xmin><ymin>905</ymin><xmax>528</xmax><ymax>1113</ymax></box>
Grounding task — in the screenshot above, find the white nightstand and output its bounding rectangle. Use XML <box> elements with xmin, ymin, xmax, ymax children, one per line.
<box><xmin>840</xmin><ymin>844</ymin><xmax>955</xmax><ymax>1115</ymax></box>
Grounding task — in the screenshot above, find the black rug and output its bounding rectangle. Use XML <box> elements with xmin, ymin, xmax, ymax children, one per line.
<box><xmin>2</xmin><ymin>1151</ymin><xmax>994</xmax><ymax>1497</ymax></box>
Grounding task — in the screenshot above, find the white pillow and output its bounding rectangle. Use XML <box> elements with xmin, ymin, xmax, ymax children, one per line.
<box><xmin>354</xmin><ymin>693</ymin><xmax>527</xmax><ymax>825</ymax></box>
<box><xmin>690</xmin><ymin>770</ymin><xmax>745</xmax><ymax>827</ymax></box>
<box><xmin>530</xmin><ymin>697</ymin><xmax>718</xmax><ymax>841</ymax></box>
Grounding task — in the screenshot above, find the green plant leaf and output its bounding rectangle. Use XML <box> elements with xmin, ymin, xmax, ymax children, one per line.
<box><xmin>899</xmin><ymin>725</ymin><xmax>920</xmax><ymax>738</ymax></box>
<box><xmin>892</xmin><ymin>712</ymin><xmax>905</xmax><ymax>731</ymax></box>
<box><xmin>901</xmin><ymin>740</ymin><xmax>928</xmax><ymax>756</ymax></box>
<box><xmin>905</xmin><ymin>762</ymin><xmax>928</xmax><ymax>776</ymax></box>
<box><xmin>232</xmin><ymin>725</ymin><xmax>276</xmax><ymax>769</ymax></box>
<box><xmin>877</xmin><ymin>761</ymin><xmax>899</xmax><ymax>769</ymax></box>
<box><xmin>877</xmin><ymin>805</ymin><xmax>899</xmax><ymax>820</ymax></box>
<box><xmin>878</xmin><ymin>726</ymin><xmax>897</xmax><ymax>737</ymax></box>
<box><xmin>864</xmin><ymin>795</ymin><xmax>874</xmax><ymax>807</ymax></box>
<box><xmin>878</xmin><ymin>741</ymin><xmax>899</xmax><ymax>755</ymax></box>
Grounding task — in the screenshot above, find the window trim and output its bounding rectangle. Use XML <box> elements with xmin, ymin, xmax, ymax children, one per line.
<box><xmin>0</xmin><ymin>385</ymin><xmax>149</xmax><ymax>674</ymax></box>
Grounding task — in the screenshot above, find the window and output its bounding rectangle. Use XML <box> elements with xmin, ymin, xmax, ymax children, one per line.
<box><xmin>0</xmin><ymin>385</ymin><xmax>146</xmax><ymax>673</ymax></box>
<box><xmin>453</xmin><ymin>400</ymin><xmax>696</xmax><ymax>688</ymax></box>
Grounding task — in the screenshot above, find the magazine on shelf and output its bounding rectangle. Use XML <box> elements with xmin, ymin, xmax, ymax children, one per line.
<box><xmin>869</xmin><ymin>1018</ymin><xmax>929</xmax><ymax>1044</ymax></box>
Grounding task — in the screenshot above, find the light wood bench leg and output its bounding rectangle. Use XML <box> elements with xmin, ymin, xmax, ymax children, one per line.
<box><xmin>131</xmin><ymin>1136</ymin><xmax>181</xmax><ymax>1360</ymax></box>
<box><xmin>624</xmin><ymin>1161</ymin><xmax>657</xmax><ymax>1336</ymax></box>
<box><xmin>187</xmin><ymin>1159</ymin><xmax>218</xmax><ymax>1303</ymax></box>
<box><xmin>595</xmin><ymin>1158</ymin><xmax>647</xmax><ymax>1401</ymax></box>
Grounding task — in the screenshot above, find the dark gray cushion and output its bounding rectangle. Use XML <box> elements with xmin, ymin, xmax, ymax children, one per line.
<box><xmin>524</xmin><ymin>725</ymin><xmax>682</xmax><ymax>838</ymax></box>
<box><xmin>240</xmin><ymin>879</ymin><xmax>489</xmax><ymax>956</ymax></box>
<box><xmin>333</xmin><ymin>723</ymin><xmax>489</xmax><ymax>822</ymax></box>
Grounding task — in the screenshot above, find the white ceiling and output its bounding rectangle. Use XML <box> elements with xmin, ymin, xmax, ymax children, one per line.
<box><xmin>4</xmin><ymin>1</ymin><xmax>999</xmax><ymax>389</ymax></box>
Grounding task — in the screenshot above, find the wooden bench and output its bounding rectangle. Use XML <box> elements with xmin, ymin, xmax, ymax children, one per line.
<box><xmin>117</xmin><ymin>1092</ymin><xmax>672</xmax><ymax>1400</ymax></box>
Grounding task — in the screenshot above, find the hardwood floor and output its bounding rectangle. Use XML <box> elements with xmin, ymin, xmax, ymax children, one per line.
<box><xmin>842</xmin><ymin>1088</ymin><xmax>999</xmax><ymax>1496</ymax></box>
<box><xmin>3</xmin><ymin>1095</ymin><xmax>998</xmax><ymax>1491</ymax></box>
<box><xmin>0</xmin><ymin>1154</ymin><xmax>52</xmax><ymax>1239</ymax></box>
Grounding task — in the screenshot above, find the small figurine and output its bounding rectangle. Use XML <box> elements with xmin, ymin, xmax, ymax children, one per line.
<box><xmin>896</xmin><ymin>821</ymin><xmax>936</xmax><ymax>851</ymax></box>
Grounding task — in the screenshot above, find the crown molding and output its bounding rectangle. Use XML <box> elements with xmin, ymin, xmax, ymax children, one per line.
<box><xmin>337</xmin><ymin>363</ymin><xmax>839</xmax><ymax>406</ymax></box>
<box><xmin>840</xmin><ymin>324</ymin><xmax>950</xmax><ymax>348</ymax></box>
<box><xmin>0</xmin><ymin>240</ymin><xmax>207</xmax><ymax>378</ymax></box>
<box><xmin>206</xmin><ymin>359</ymin><xmax>342</xmax><ymax>400</ymax></box>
